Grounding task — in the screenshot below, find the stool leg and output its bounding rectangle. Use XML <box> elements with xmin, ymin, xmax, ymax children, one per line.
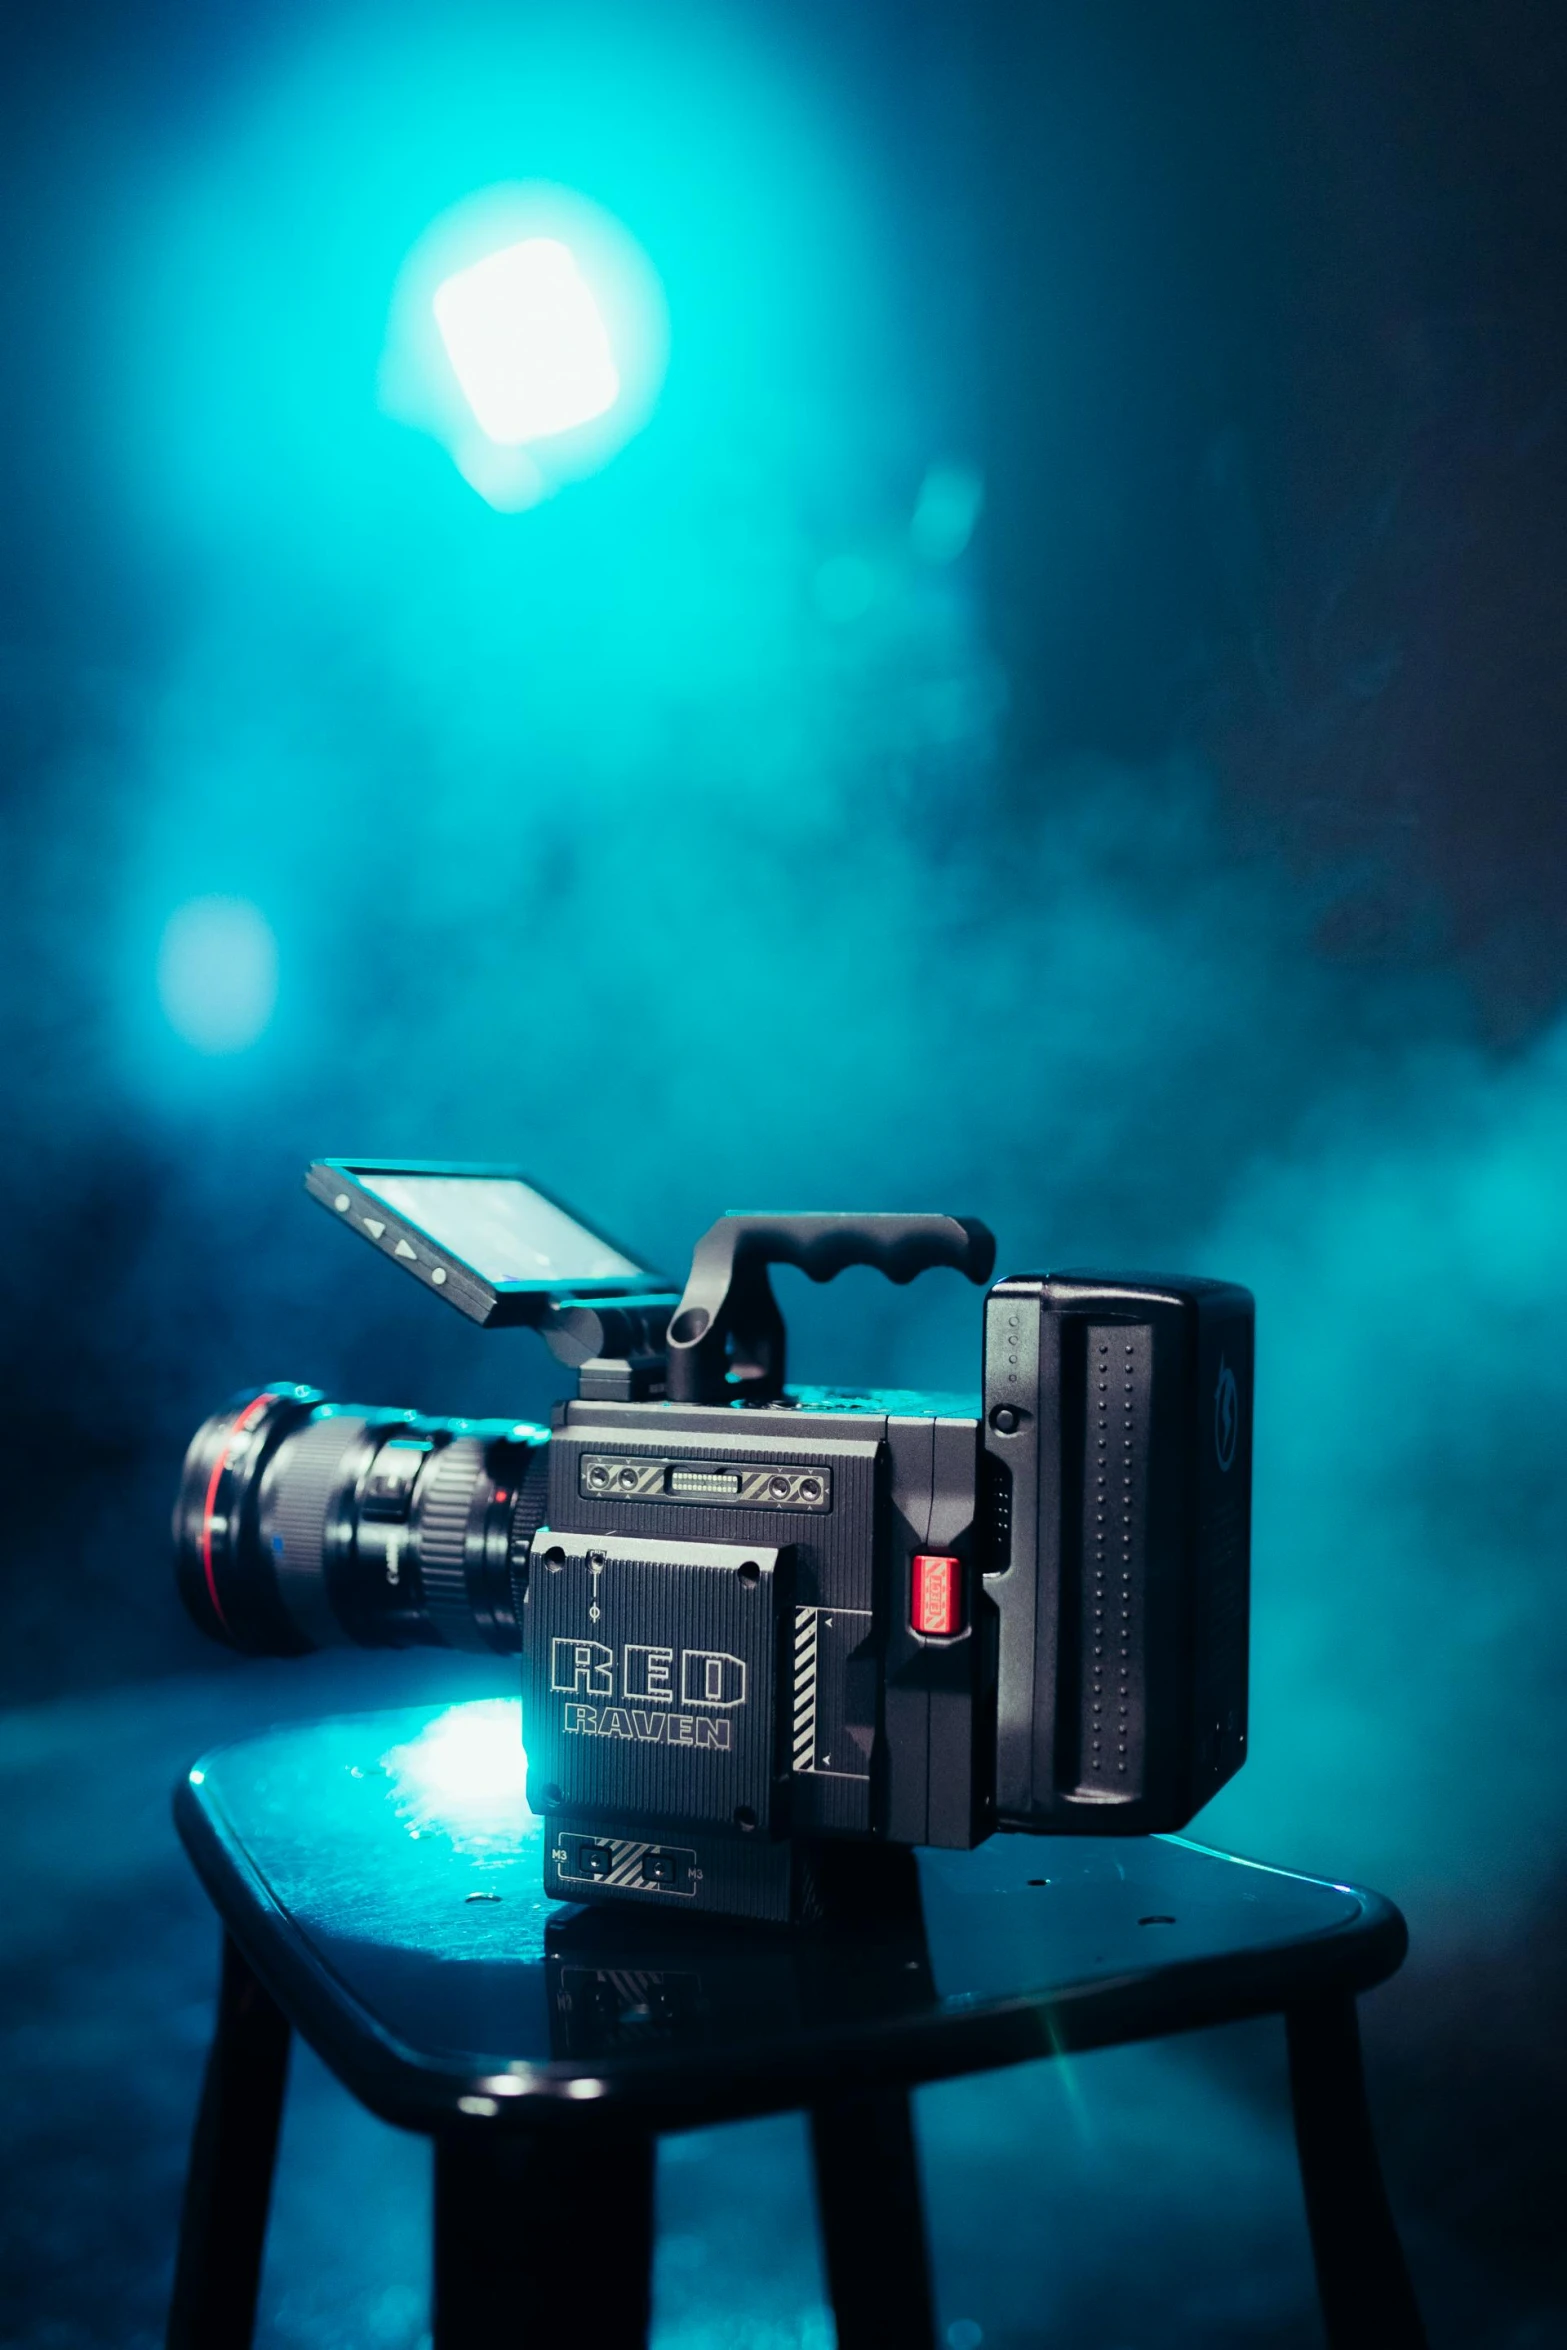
<box><xmin>433</xmin><ymin>2127</ymin><xmax>655</xmax><ymax>2348</ymax></box>
<box><xmin>811</xmin><ymin>2088</ymin><xmax>936</xmax><ymax>2350</ymax></box>
<box><xmin>1286</xmin><ymin>1994</ymin><xmax>1427</xmax><ymax>2350</ymax></box>
<box><xmin>166</xmin><ymin>1934</ymin><xmax>292</xmax><ymax>2350</ymax></box>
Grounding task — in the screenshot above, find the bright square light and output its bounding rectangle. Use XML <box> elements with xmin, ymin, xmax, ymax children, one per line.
<box><xmin>432</xmin><ymin>237</ymin><xmax>620</xmax><ymax>445</ymax></box>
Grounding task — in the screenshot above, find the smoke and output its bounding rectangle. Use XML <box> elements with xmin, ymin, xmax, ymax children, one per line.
<box><xmin>1199</xmin><ymin>1016</ymin><xmax>1567</xmax><ymax>1930</ymax></box>
<box><xmin>2</xmin><ymin>0</ymin><xmax>1564</xmax><ymax>1971</ymax></box>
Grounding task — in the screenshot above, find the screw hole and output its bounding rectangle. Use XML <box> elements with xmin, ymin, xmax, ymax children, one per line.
<box><xmin>734</xmin><ymin>1806</ymin><xmax>758</xmax><ymax>1832</ymax></box>
<box><xmin>738</xmin><ymin>1560</ymin><xmax>760</xmax><ymax>1588</ymax></box>
<box><xmin>543</xmin><ymin>1547</ymin><xmax>565</xmax><ymax>1571</ymax></box>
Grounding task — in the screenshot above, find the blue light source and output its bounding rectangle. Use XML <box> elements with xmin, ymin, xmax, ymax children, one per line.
<box><xmin>433</xmin><ymin>237</ymin><xmax>619</xmax><ymax>445</ymax></box>
<box><xmin>156</xmin><ymin>896</ymin><xmax>278</xmax><ymax>1053</ymax></box>
<box><xmin>382</xmin><ymin>183</ymin><xmax>666</xmax><ymax>511</ymax></box>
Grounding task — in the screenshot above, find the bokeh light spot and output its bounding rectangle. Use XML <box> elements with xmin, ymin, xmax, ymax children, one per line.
<box><xmin>911</xmin><ymin>461</ymin><xmax>985</xmax><ymax>563</ymax></box>
<box><xmin>434</xmin><ymin>238</ymin><xmax>619</xmax><ymax>445</ymax></box>
<box><xmin>156</xmin><ymin>896</ymin><xmax>278</xmax><ymax>1054</ymax></box>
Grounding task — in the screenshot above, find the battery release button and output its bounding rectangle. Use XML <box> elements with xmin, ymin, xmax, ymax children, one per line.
<box><xmin>912</xmin><ymin>1553</ymin><xmax>962</xmax><ymax>1637</ymax></box>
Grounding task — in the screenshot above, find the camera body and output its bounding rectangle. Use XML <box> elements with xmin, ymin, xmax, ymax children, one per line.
<box><xmin>176</xmin><ymin>1164</ymin><xmax>1252</xmax><ymax>1924</ymax></box>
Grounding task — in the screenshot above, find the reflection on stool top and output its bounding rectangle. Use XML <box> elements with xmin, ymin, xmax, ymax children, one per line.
<box><xmin>176</xmin><ymin>1701</ymin><xmax>1406</xmax><ymax>2135</ymax></box>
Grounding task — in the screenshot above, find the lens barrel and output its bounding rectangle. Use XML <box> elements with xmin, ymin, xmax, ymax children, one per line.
<box><xmin>173</xmin><ymin>1386</ymin><xmax>549</xmax><ymax>1657</ymax></box>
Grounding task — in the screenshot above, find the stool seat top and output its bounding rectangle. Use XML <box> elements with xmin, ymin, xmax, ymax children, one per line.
<box><xmin>176</xmin><ymin>1701</ymin><xmax>1405</xmax><ymax>2136</ymax></box>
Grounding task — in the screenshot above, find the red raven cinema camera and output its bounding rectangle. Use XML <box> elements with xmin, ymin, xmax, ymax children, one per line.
<box><xmin>175</xmin><ymin>1164</ymin><xmax>1253</xmax><ymax>1923</ymax></box>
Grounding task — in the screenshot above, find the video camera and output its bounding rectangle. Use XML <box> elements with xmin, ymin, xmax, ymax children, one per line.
<box><xmin>175</xmin><ymin>1164</ymin><xmax>1252</xmax><ymax>1923</ymax></box>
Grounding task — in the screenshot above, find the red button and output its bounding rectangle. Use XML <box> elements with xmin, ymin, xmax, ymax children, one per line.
<box><xmin>912</xmin><ymin>1553</ymin><xmax>962</xmax><ymax>1637</ymax></box>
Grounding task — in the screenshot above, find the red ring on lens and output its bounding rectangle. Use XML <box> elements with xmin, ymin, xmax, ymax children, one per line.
<box><xmin>200</xmin><ymin>1392</ymin><xmax>278</xmax><ymax>1632</ymax></box>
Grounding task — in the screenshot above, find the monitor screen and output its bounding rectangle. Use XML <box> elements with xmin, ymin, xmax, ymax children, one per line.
<box><xmin>355</xmin><ymin>1172</ymin><xmax>646</xmax><ymax>1286</ymax></box>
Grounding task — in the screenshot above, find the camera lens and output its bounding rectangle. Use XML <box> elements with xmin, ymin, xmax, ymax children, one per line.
<box><xmin>173</xmin><ymin>1387</ymin><xmax>550</xmax><ymax>1657</ymax></box>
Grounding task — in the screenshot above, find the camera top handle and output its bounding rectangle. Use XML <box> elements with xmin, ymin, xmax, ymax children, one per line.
<box><xmin>665</xmin><ymin>1213</ymin><xmax>997</xmax><ymax>1405</ymax></box>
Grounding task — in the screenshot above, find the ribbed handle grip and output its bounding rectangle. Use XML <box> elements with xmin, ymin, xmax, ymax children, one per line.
<box><xmin>700</xmin><ymin>1214</ymin><xmax>993</xmax><ymax>1290</ymax></box>
<box><xmin>666</xmin><ymin>1213</ymin><xmax>995</xmax><ymax>1403</ymax></box>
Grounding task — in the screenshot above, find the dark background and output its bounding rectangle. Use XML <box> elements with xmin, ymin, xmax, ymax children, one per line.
<box><xmin>3</xmin><ymin>2</ymin><xmax>1565</xmax><ymax>2343</ymax></box>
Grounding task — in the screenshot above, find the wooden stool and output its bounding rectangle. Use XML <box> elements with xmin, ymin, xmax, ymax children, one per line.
<box><xmin>166</xmin><ymin>1701</ymin><xmax>1426</xmax><ymax>2348</ymax></box>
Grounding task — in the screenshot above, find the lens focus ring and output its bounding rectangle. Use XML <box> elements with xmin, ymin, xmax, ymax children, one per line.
<box><xmin>415</xmin><ymin>1439</ymin><xmax>487</xmax><ymax>1638</ymax></box>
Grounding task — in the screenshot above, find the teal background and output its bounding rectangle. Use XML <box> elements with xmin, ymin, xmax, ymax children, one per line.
<box><xmin>2</xmin><ymin>2</ymin><xmax>1565</xmax><ymax>2342</ymax></box>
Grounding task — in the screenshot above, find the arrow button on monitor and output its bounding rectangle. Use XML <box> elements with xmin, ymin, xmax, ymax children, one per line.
<box><xmin>362</xmin><ymin>1219</ymin><xmax>386</xmax><ymax>1239</ymax></box>
<box><xmin>395</xmin><ymin>1238</ymin><xmax>418</xmax><ymax>1260</ymax></box>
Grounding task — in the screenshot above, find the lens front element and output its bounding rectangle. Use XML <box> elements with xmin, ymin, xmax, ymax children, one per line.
<box><xmin>174</xmin><ymin>1388</ymin><xmax>548</xmax><ymax>1656</ymax></box>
